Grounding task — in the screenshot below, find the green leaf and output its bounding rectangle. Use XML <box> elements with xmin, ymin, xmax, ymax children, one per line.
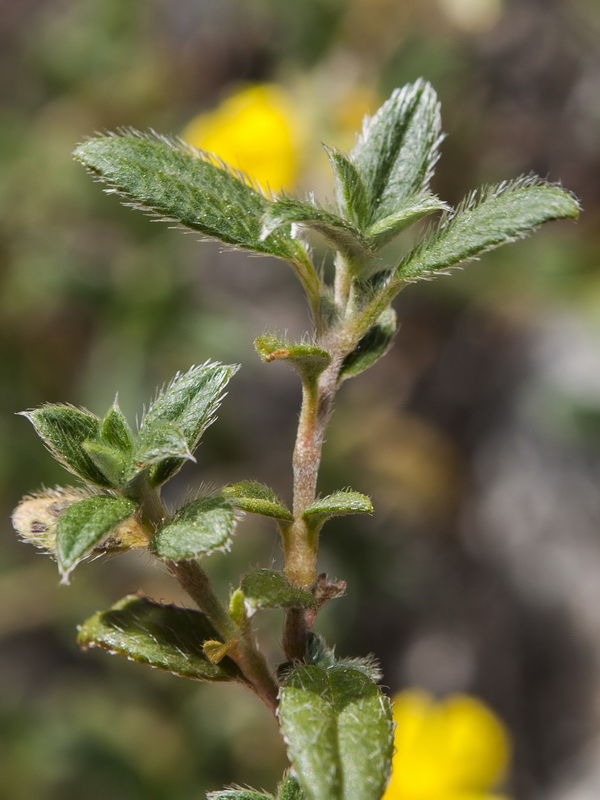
<box><xmin>21</xmin><ymin>405</ymin><xmax>111</xmax><ymax>487</ymax></box>
<box><xmin>302</xmin><ymin>491</ymin><xmax>373</xmax><ymax>528</ymax></box>
<box><xmin>78</xmin><ymin>595</ymin><xmax>241</xmax><ymax>682</ymax></box>
<box><xmin>56</xmin><ymin>495</ymin><xmax>137</xmax><ymax>581</ymax></box>
<box><xmin>74</xmin><ymin>131</ymin><xmax>323</xmax><ymax>312</ymax></box>
<box><xmin>351</xmin><ymin>80</ymin><xmax>442</xmax><ymax>224</ymax></box>
<box><xmin>365</xmin><ymin>193</ymin><xmax>448</xmax><ymax>250</ymax></box>
<box><xmin>262</xmin><ymin>196</ymin><xmax>372</xmax><ymax>267</ymax></box>
<box><xmin>229</xmin><ymin>588</ymin><xmax>248</xmax><ymax>628</ymax></box>
<box><xmin>101</xmin><ymin>400</ymin><xmax>134</xmax><ymax>453</ymax></box>
<box><xmin>133</xmin><ymin>422</ymin><xmax>194</xmax><ymax>478</ymax></box>
<box><xmin>325</xmin><ymin>147</ymin><xmax>370</xmax><ymax>229</ymax></box>
<box><xmin>76</xmin><ymin>400</ymin><xmax>135</xmax><ymax>487</ymax></box>
<box><xmin>278</xmin><ymin>665</ymin><xmax>393</xmax><ymax>800</ymax></box>
<box><xmin>208</xmin><ymin>791</ymin><xmax>273</xmax><ymax>800</ymax></box>
<box><xmin>222</xmin><ymin>481</ymin><xmax>293</xmax><ymax>521</ymax></box>
<box><xmin>82</xmin><ymin>440</ymin><xmax>129</xmax><ymax>487</ymax></box>
<box><xmin>240</xmin><ymin>570</ymin><xmax>317</xmax><ymax>616</ymax></box>
<box><xmin>398</xmin><ymin>177</ymin><xmax>580</xmax><ymax>280</ymax></box>
<box><xmin>137</xmin><ymin>362</ymin><xmax>237</xmax><ymax>487</ymax></box>
<box><xmin>334</xmin><ymin>656</ymin><xmax>383</xmax><ymax>683</ymax></box>
<box><xmin>255</xmin><ymin>336</ymin><xmax>331</xmax><ymax>387</ymax></box>
<box><xmin>277</xmin><ymin>774</ymin><xmax>304</xmax><ymax>800</ymax></box>
<box><xmin>338</xmin><ymin>307</ymin><xmax>396</xmax><ymax>381</ymax></box>
<box><xmin>304</xmin><ymin>633</ymin><xmax>382</xmax><ymax>682</ymax></box>
<box><xmin>305</xmin><ymin>632</ymin><xmax>336</xmax><ymax>669</ymax></box>
<box><xmin>152</xmin><ymin>495</ymin><xmax>236</xmax><ymax>560</ymax></box>
<box><xmin>203</xmin><ymin>639</ymin><xmax>237</xmax><ymax>664</ymax></box>
<box><xmin>74</xmin><ymin>132</ymin><xmax>306</xmax><ymax>263</ymax></box>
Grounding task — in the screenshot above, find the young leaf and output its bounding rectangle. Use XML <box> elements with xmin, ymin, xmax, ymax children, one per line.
<box><xmin>152</xmin><ymin>494</ymin><xmax>236</xmax><ymax>560</ymax></box>
<box><xmin>222</xmin><ymin>481</ymin><xmax>293</xmax><ymax>521</ymax></box>
<box><xmin>305</xmin><ymin>631</ymin><xmax>336</xmax><ymax>669</ymax></box>
<box><xmin>78</xmin><ymin>595</ymin><xmax>241</xmax><ymax>682</ymax></box>
<box><xmin>255</xmin><ymin>336</ymin><xmax>331</xmax><ymax>388</ymax></box>
<box><xmin>229</xmin><ymin>588</ymin><xmax>248</xmax><ymax>628</ymax></box>
<box><xmin>365</xmin><ymin>193</ymin><xmax>448</xmax><ymax>250</ymax></box>
<box><xmin>74</xmin><ymin>132</ymin><xmax>305</xmax><ymax>263</ymax></box>
<box><xmin>398</xmin><ymin>177</ymin><xmax>580</xmax><ymax>280</ymax></box>
<box><xmin>240</xmin><ymin>570</ymin><xmax>317</xmax><ymax>616</ymax></box>
<box><xmin>20</xmin><ymin>405</ymin><xmax>111</xmax><ymax>487</ymax></box>
<box><xmin>138</xmin><ymin>362</ymin><xmax>237</xmax><ymax>487</ymax></box>
<box><xmin>56</xmin><ymin>495</ymin><xmax>137</xmax><ymax>580</ymax></box>
<box><xmin>278</xmin><ymin>665</ymin><xmax>394</xmax><ymax>800</ymax></box>
<box><xmin>338</xmin><ymin>307</ymin><xmax>396</xmax><ymax>382</ymax></box>
<box><xmin>304</xmin><ymin>632</ymin><xmax>381</xmax><ymax>680</ymax></box>
<box><xmin>325</xmin><ymin>147</ymin><xmax>370</xmax><ymax>229</ymax></box>
<box><xmin>203</xmin><ymin>639</ymin><xmax>238</xmax><ymax>665</ymax></box>
<box><xmin>262</xmin><ymin>196</ymin><xmax>372</xmax><ymax>266</ymax></box>
<box><xmin>132</xmin><ymin>422</ymin><xmax>194</xmax><ymax>479</ymax></box>
<box><xmin>334</xmin><ymin>656</ymin><xmax>383</xmax><ymax>683</ymax></box>
<box><xmin>83</xmin><ymin>440</ymin><xmax>129</xmax><ymax>487</ymax></box>
<box><xmin>12</xmin><ymin>486</ymin><xmax>92</xmax><ymax>555</ymax></box>
<box><xmin>302</xmin><ymin>491</ymin><xmax>373</xmax><ymax>528</ymax></box>
<box><xmin>351</xmin><ymin>80</ymin><xmax>442</xmax><ymax>224</ymax></box>
<box><xmin>277</xmin><ymin>775</ymin><xmax>304</xmax><ymax>800</ymax></box>
<box><xmin>101</xmin><ymin>400</ymin><xmax>134</xmax><ymax>453</ymax></box>
<box><xmin>208</xmin><ymin>791</ymin><xmax>273</xmax><ymax>800</ymax></box>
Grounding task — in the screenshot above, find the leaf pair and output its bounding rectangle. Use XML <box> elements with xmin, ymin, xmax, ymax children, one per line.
<box><xmin>278</xmin><ymin>664</ymin><xmax>393</xmax><ymax>800</ymax></box>
<box><xmin>203</xmin><ymin>641</ymin><xmax>391</xmax><ymax>800</ymax></box>
<box><xmin>224</xmin><ymin>481</ymin><xmax>372</xmax><ymax>537</ymax></box>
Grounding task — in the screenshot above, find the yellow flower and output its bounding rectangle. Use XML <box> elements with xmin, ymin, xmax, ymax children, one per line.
<box><xmin>181</xmin><ymin>84</ymin><xmax>300</xmax><ymax>193</ymax></box>
<box><xmin>383</xmin><ymin>691</ymin><xmax>512</xmax><ymax>800</ymax></box>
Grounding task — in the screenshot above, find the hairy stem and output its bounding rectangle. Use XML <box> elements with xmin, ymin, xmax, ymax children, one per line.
<box><xmin>282</xmin><ymin>341</ymin><xmax>348</xmax><ymax>660</ymax></box>
<box><xmin>333</xmin><ymin>252</ymin><xmax>352</xmax><ymax>311</ymax></box>
<box><xmin>281</xmin><ymin>249</ymin><xmax>368</xmax><ymax>660</ymax></box>
<box><xmin>168</xmin><ymin>559</ymin><xmax>238</xmax><ymax>640</ymax></box>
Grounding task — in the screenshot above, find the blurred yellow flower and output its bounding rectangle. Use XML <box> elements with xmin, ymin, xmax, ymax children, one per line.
<box><xmin>383</xmin><ymin>691</ymin><xmax>511</xmax><ymax>800</ymax></box>
<box><xmin>181</xmin><ymin>84</ymin><xmax>300</xmax><ymax>193</ymax></box>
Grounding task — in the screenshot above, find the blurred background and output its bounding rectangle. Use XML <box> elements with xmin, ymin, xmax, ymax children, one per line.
<box><xmin>1</xmin><ymin>0</ymin><xmax>600</xmax><ymax>797</ymax></box>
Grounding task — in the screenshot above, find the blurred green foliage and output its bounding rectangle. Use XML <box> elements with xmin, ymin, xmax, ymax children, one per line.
<box><xmin>2</xmin><ymin>1</ymin><xmax>599</xmax><ymax>798</ymax></box>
